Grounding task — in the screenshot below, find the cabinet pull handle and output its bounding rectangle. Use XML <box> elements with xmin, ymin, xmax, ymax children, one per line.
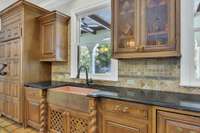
<box><xmin>113</xmin><ymin>105</ymin><xmax>120</xmax><ymax>111</ymax></box>
<box><xmin>122</xmin><ymin>107</ymin><xmax>129</xmax><ymax>113</ymax></box>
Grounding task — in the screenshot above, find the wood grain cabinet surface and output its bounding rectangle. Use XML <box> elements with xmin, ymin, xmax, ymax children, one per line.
<box><xmin>98</xmin><ymin>99</ymin><xmax>152</xmax><ymax>133</ymax></box>
<box><xmin>0</xmin><ymin>0</ymin><xmax>51</xmax><ymax>123</ymax></box>
<box><xmin>39</xmin><ymin>11</ymin><xmax>70</xmax><ymax>62</ymax></box>
<box><xmin>112</xmin><ymin>0</ymin><xmax>180</xmax><ymax>59</ymax></box>
<box><xmin>157</xmin><ymin>110</ymin><xmax>200</xmax><ymax>133</ymax></box>
<box><xmin>47</xmin><ymin>90</ymin><xmax>97</xmax><ymax>133</ymax></box>
<box><xmin>25</xmin><ymin>87</ymin><xmax>42</xmax><ymax>130</ymax></box>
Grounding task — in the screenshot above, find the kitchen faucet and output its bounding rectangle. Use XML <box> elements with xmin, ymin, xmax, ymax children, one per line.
<box><xmin>76</xmin><ymin>65</ymin><xmax>93</xmax><ymax>87</ymax></box>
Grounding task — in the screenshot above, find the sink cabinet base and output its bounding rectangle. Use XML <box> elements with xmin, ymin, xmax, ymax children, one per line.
<box><xmin>48</xmin><ymin>98</ymin><xmax>96</xmax><ymax>133</ymax></box>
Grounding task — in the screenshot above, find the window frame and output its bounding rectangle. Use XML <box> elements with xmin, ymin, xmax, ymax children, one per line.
<box><xmin>70</xmin><ymin>0</ymin><xmax>118</xmax><ymax>81</ymax></box>
<box><xmin>180</xmin><ymin>0</ymin><xmax>200</xmax><ymax>87</ymax></box>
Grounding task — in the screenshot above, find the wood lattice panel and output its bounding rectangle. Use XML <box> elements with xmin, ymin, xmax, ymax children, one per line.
<box><xmin>70</xmin><ymin>116</ymin><xmax>89</xmax><ymax>133</ymax></box>
<box><xmin>49</xmin><ymin>109</ymin><xmax>65</xmax><ymax>133</ymax></box>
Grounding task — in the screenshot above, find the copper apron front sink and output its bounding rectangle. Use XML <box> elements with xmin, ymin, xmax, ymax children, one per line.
<box><xmin>47</xmin><ymin>86</ymin><xmax>98</xmax><ymax>113</ymax></box>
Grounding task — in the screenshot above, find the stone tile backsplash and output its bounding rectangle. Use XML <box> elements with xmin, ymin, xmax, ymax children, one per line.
<box><xmin>52</xmin><ymin>58</ymin><xmax>200</xmax><ymax>95</ymax></box>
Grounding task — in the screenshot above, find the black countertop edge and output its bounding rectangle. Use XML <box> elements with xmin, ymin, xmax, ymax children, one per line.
<box><xmin>24</xmin><ymin>81</ymin><xmax>200</xmax><ymax>113</ymax></box>
<box><xmin>88</xmin><ymin>93</ymin><xmax>200</xmax><ymax>113</ymax></box>
<box><xmin>24</xmin><ymin>81</ymin><xmax>70</xmax><ymax>90</ymax></box>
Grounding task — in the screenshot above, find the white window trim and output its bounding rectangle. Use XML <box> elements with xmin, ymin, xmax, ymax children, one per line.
<box><xmin>180</xmin><ymin>0</ymin><xmax>200</xmax><ymax>87</ymax></box>
<box><xmin>70</xmin><ymin>0</ymin><xmax>118</xmax><ymax>81</ymax></box>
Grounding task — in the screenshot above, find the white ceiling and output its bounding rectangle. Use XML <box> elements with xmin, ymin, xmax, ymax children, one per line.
<box><xmin>0</xmin><ymin>0</ymin><xmax>73</xmax><ymax>11</ymax></box>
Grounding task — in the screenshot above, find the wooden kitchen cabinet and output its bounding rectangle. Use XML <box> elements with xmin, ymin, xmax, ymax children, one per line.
<box><xmin>0</xmin><ymin>0</ymin><xmax>51</xmax><ymax>123</ymax></box>
<box><xmin>157</xmin><ymin>110</ymin><xmax>200</xmax><ymax>133</ymax></box>
<box><xmin>0</xmin><ymin>94</ymin><xmax>4</xmax><ymax>115</ymax></box>
<box><xmin>48</xmin><ymin>104</ymin><xmax>95</xmax><ymax>133</ymax></box>
<box><xmin>112</xmin><ymin>0</ymin><xmax>140</xmax><ymax>58</ymax></box>
<box><xmin>39</xmin><ymin>11</ymin><xmax>70</xmax><ymax>62</ymax></box>
<box><xmin>98</xmin><ymin>99</ymin><xmax>152</xmax><ymax>133</ymax></box>
<box><xmin>47</xmin><ymin>88</ymin><xmax>97</xmax><ymax>133</ymax></box>
<box><xmin>25</xmin><ymin>87</ymin><xmax>45</xmax><ymax>130</ymax></box>
<box><xmin>48</xmin><ymin>104</ymin><xmax>66</xmax><ymax>133</ymax></box>
<box><xmin>112</xmin><ymin>0</ymin><xmax>180</xmax><ymax>59</ymax></box>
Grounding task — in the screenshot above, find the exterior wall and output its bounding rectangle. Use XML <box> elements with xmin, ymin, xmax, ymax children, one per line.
<box><xmin>51</xmin><ymin>0</ymin><xmax>200</xmax><ymax>95</ymax></box>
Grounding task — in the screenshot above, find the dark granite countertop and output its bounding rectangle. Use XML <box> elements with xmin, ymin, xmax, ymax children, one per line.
<box><xmin>24</xmin><ymin>81</ymin><xmax>200</xmax><ymax>112</ymax></box>
<box><xmin>24</xmin><ymin>81</ymin><xmax>70</xmax><ymax>89</ymax></box>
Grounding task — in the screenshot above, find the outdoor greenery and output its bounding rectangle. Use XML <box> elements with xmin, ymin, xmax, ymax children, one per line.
<box><xmin>79</xmin><ymin>43</ymin><xmax>112</xmax><ymax>74</ymax></box>
<box><xmin>79</xmin><ymin>46</ymin><xmax>91</xmax><ymax>70</ymax></box>
<box><xmin>95</xmin><ymin>43</ymin><xmax>112</xmax><ymax>73</ymax></box>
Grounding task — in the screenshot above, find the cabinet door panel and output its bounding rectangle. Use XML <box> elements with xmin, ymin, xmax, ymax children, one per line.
<box><xmin>103</xmin><ymin>116</ymin><xmax>148</xmax><ymax>133</ymax></box>
<box><xmin>48</xmin><ymin>105</ymin><xmax>65</xmax><ymax>133</ymax></box>
<box><xmin>11</xmin><ymin>39</ymin><xmax>21</xmax><ymax>58</ymax></box>
<box><xmin>27</xmin><ymin>100</ymin><xmax>40</xmax><ymax>129</ymax></box>
<box><xmin>157</xmin><ymin>111</ymin><xmax>200</xmax><ymax>133</ymax></box>
<box><xmin>12</xmin><ymin>100</ymin><xmax>20</xmax><ymax>121</ymax></box>
<box><xmin>3</xmin><ymin>81</ymin><xmax>10</xmax><ymax>96</ymax></box>
<box><xmin>0</xmin><ymin>80</ymin><xmax>4</xmax><ymax>94</ymax></box>
<box><xmin>7</xmin><ymin>99</ymin><xmax>14</xmax><ymax>118</ymax></box>
<box><xmin>0</xmin><ymin>98</ymin><xmax>4</xmax><ymax>113</ymax></box>
<box><xmin>5</xmin><ymin>42</ymin><xmax>11</xmax><ymax>58</ymax></box>
<box><xmin>10</xmin><ymin>60</ymin><xmax>20</xmax><ymax>79</ymax></box>
<box><xmin>3</xmin><ymin>99</ymin><xmax>8</xmax><ymax>115</ymax></box>
<box><xmin>10</xmin><ymin>81</ymin><xmax>20</xmax><ymax>98</ymax></box>
<box><xmin>0</xmin><ymin>30</ymin><xmax>6</xmax><ymax>41</ymax></box>
<box><xmin>4</xmin><ymin>24</ymin><xmax>21</xmax><ymax>41</ymax></box>
<box><xmin>0</xmin><ymin>43</ymin><xmax>5</xmax><ymax>59</ymax></box>
<box><xmin>41</xmin><ymin>22</ymin><xmax>55</xmax><ymax>58</ymax></box>
<box><xmin>106</xmin><ymin>121</ymin><xmax>143</xmax><ymax>133</ymax></box>
<box><xmin>141</xmin><ymin>0</ymin><xmax>177</xmax><ymax>52</ymax></box>
<box><xmin>112</xmin><ymin>0</ymin><xmax>140</xmax><ymax>53</ymax></box>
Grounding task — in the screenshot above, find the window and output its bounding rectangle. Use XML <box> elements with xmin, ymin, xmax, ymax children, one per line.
<box><xmin>70</xmin><ymin>1</ymin><xmax>118</xmax><ymax>81</ymax></box>
<box><xmin>0</xmin><ymin>17</ymin><xmax>1</xmax><ymax>31</ymax></box>
<box><xmin>181</xmin><ymin>0</ymin><xmax>200</xmax><ymax>87</ymax></box>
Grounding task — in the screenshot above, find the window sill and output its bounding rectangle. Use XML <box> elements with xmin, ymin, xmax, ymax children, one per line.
<box><xmin>180</xmin><ymin>82</ymin><xmax>200</xmax><ymax>88</ymax></box>
<box><xmin>70</xmin><ymin>74</ymin><xmax>118</xmax><ymax>82</ymax></box>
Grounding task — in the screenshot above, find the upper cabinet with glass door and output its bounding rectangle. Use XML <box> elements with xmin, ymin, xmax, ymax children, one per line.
<box><xmin>112</xmin><ymin>0</ymin><xmax>180</xmax><ymax>59</ymax></box>
<box><xmin>112</xmin><ymin>0</ymin><xmax>140</xmax><ymax>58</ymax></box>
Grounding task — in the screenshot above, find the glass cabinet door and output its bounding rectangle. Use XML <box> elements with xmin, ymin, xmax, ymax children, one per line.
<box><xmin>112</xmin><ymin>0</ymin><xmax>140</xmax><ymax>56</ymax></box>
<box><xmin>141</xmin><ymin>0</ymin><xmax>178</xmax><ymax>53</ymax></box>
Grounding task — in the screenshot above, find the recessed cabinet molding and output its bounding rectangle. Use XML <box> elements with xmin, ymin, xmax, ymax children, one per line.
<box><xmin>39</xmin><ymin>11</ymin><xmax>70</xmax><ymax>62</ymax></box>
<box><xmin>112</xmin><ymin>0</ymin><xmax>180</xmax><ymax>59</ymax></box>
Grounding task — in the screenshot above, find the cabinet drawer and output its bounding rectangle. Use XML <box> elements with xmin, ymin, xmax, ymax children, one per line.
<box><xmin>101</xmin><ymin>99</ymin><xmax>150</xmax><ymax>120</ymax></box>
<box><xmin>26</xmin><ymin>88</ymin><xmax>41</xmax><ymax>100</ymax></box>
